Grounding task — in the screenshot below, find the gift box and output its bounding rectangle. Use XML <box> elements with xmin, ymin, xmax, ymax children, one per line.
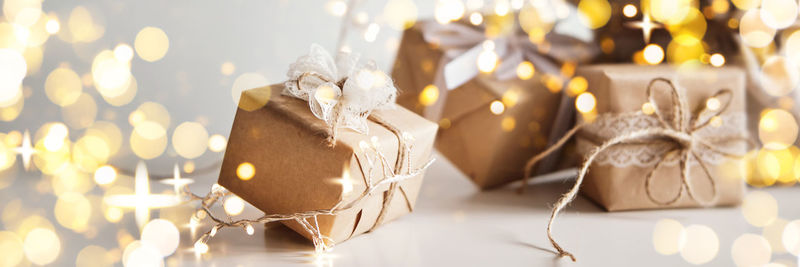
<box><xmin>217</xmin><ymin>80</ymin><xmax>437</xmax><ymax>242</ymax></box>
<box><xmin>392</xmin><ymin>20</ymin><xmax>594</xmax><ymax>189</ymax></box>
<box><xmin>574</xmin><ymin>64</ymin><xmax>748</xmax><ymax>211</ymax></box>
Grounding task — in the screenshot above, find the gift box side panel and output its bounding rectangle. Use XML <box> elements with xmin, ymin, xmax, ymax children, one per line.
<box><xmin>218</xmin><ymin>88</ymin><xmax>352</xmax><ymax>237</ymax></box>
<box><xmin>392</xmin><ymin>25</ymin><xmax>443</xmax><ymax>116</ymax></box>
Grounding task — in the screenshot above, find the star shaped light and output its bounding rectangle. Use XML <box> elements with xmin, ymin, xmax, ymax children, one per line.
<box><xmin>626</xmin><ymin>13</ymin><xmax>663</xmax><ymax>44</ymax></box>
<box><xmin>160</xmin><ymin>164</ymin><xmax>195</xmax><ymax>197</ymax></box>
<box><xmin>104</xmin><ymin>161</ymin><xmax>182</xmax><ymax>229</ymax></box>
<box><xmin>15</xmin><ymin>130</ymin><xmax>35</xmax><ymax>170</ymax></box>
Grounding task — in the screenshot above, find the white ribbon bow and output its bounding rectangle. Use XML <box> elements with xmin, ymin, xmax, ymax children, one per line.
<box><xmin>420</xmin><ymin>7</ymin><xmax>595</xmax><ymax>91</ymax></box>
<box><xmin>284</xmin><ymin>44</ymin><xmax>397</xmax><ymax>135</ymax></box>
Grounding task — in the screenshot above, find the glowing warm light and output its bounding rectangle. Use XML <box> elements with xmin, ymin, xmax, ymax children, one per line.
<box><xmin>208</xmin><ymin>134</ymin><xmax>227</xmax><ymax>152</ymax></box>
<box><xmin>652</xmin><ymin>219</ymin><xmax>685</xmax><ymax>255</ymax></box>
<box><xmin>0</xmin><ymin>49</ymin><xmax>27</xmax><ymax>104</ymax></box>
<box><xmin>364</xmin><ymin>23</ymin><xmax>380</xmax><ymax>42</ymax></box>
<box><xmin>134</xmin><ymin>27</ymin><xmax>169</xmax><ymax>62</ymax></box>
<box><xmin>622</xmin><ymin>4</ymin><xmax>638</xmax><ymax>17</ymax></box>
<box><xmin>245</xmin><ymin>223</ymin><xmax>255</xmax><ymax>235</ymax></box>
<box><xmin>709</xmin><ymin>53</ymin><xmax>725</xmax><ymax>67</ymax></box>
<box><xmin>66</xmin><ymin>6</ymin><xmax>104</xmax><ymax>43</ymax></box>
<box><xmin>469</xmin><ymin>12</ymin><xmax>483</xmax><ymax>25</ymax></box>
<box><xmin>760</xmin><ymin>0</ymin><xmax>798</xmax><ymax>29</ymax></box>
<box><xmin>160</xmin><ymin>164</ymin><xmax>194</xmax><ymax>196</ymax></box>
<box><xmin>577</xmin><ymin>0</ymin><xmax>611</xmax><ymax>29</ymax></box>
<box><xmin>731</xmin><ymin>234</ymin><xmax>771</xmax><ymax>266</ymax></box>
<box><xmin>94</xmin><ymin>165</ymin><xmax>117</xmax><ymax>185</ymax></box>
<box><xmin>759</xmin><ymin>56</ymin><xmax>799</xmax><ymax>97</ymax></box>
<box><xmin>130</xmin><ymin>121</ymin><xmax>167</xmax><ymax>159</ymax></box>
<box><xmin>141</xmin><ymin>219</ymin><xmax>180</xmax><ymax>257</ymax></box>
<box><xmin>44</xmin><ymin>67</ymin><xmax>82</xmax><ymax>106</ymax></box>
<box><xmin>575</xmin><ymin>92</ymin><xmax>596</xmax><ymax>113</ymax></box>
<box><xmin>237</xmin><ymin>162</ymin><xmax>256</xmax><ymax>180</ymax></box>
<box><xmin>23</xmin><ymin>228</ymin><xmax>60</xmax><ymax>265</ymax></box>
<box><xmin>642</xmin><ymin>102</ymin><xmax>656</xmax><ymax>115</ymax></box>
<box><xmin>220</xmin><ymin>61</ymin><xmax>236</xmax><ymax>76</ymax></box>
<box><xmin>15</xmin><ymin>130</ymin><xmax>34</xmax><ymax>170</ymax></box>
<box><xmin>0</xmin><ymin>231</ymin><xmax>24</xmax><ymax>267</ymax></box>
<box><xmin>759</xmin><ymin>109</ymin><xmax>799</xmax><ymax>150</ymax></box>
<box><xmin>92</xmin><ymin>50</ymin><xmax>132</xmax><ymax>98</ymax></box>
<box><xmin>680</xmin><ymin>225</ymin><xmax>719</xmax><ymax>265</ymax></box>
<box><xmin>419</xmin><ymin>84</ymin><xmax>439</xmax><ymax>106</ymax></box>
<box><xmin>501</xmin><ymin>117</ymin><xmax>516</xmax><ymax>132</ymax></box>
<box><xmin>45</xmin><ymin>17</ymin><xmax>60</xmax><ymax>34</ymax></box>
<box><xmin>567</xmin><ymin>76</ymin><xmax>588</xmax><ymax>96</ymax></box>
<box><xmin>382</xmin><ymin>0</ymin><xmax>418</xmax><ymax>30</ymax></box>
<box><xmin>223</xmin><ymin>196</ymin><xmax>246</xmax><ymax>216</ymax></box>
<box><xmin>172</xmin><ymin>122</ymin><xmax>209</xmax><ymax>159</ymax></box>
<box><xmin>706</xmin><ymin>97</ymin><xmax>721</xmax><ymax>111</ymax></box>
<box><xmin>54</xmin><ymin>192</ymin><xmax>91</xmax><ymax>232</ymax></box>
<box><xmin>114</xmin><ymin>43</ymin><xmax>134</xmax><ymax>62</ymax></box>
<box><xmin>434</xmin><ymin>0</ymin><xmax>465</xmax><ymax>24</ymax></box>
<box><xmin>194</xmin><ymin>240</ymin><xmax>209</xmax><ymax>255</ymax></box>
<box><xmin>489</xmin><ymin>100</ymin><xmax>505</xmax><ymax>115</ymax></box>
<box><xmin>742</xmin><ymin>191</ymin><xmax>778</xmax><ymax>227</ymax></box>
<box><xmin>643</xmin><ymin>44</ymin><xmax>665</xmax><ymax>65</ymax></box>
<box><xmin>783</xmin><ymin>220</ymin><xmax>800</xmax><ymax>255</ymax></box>
<box><xmin>124</xmin><ymin>241</ymin><xmax>162</xmax><ymax>267</ymax></box>
<box><xmin>740</xmin><ymin>9</ymin><xmax>777</xmax><ymax>48</ymax></box>
<box><xmin>477</xmin><ymin>48</ymin><xmax>498</xmax><ymax>73</ymax></box>
<box><xmin>516</xmin><ymin>61</ymin><xmax>535</xmax><ymax>80</ymax></box>
<box><xmin>326</xmin><ymin>0</ymin><xmax>347</xmax><ymax>17</ymax></box>
<box><xmin>104</xmin><ymin>162</ymin><xmax>182</xmax><ymax>229</ymax></box>
<box><xmin>494</xmin><ymin>0</ymin><xmax>510</xmax><ymax>16</ymax></box>
<box><xmin>763</xmin><ymin>218</ymin><xmax>788</xmax><ymax>253</ymax></box>
<box><xmin>231</xmin><ymin>72</ymin><xmax>268</xmax><ymax>105</ymax></box>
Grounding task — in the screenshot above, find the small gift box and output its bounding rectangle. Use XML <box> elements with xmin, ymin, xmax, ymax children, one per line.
<box><xmin>217</xmin><ymin>45</ymin><xmax>437</xmax><ymax>246</ymax></box>
<box><xmin>392</xmin><ymin>19</ymin><xmax>596</xmax><ymax>188</ymax></box>
<box><xmin>526</xmin><ymin>64</ymin><xmax>751</xmax><ymax>261</ymax></box>
<box><xmin>574</xmin><ymin>64</ymin><xmax>748</xmax><ymax>211</ymax></box>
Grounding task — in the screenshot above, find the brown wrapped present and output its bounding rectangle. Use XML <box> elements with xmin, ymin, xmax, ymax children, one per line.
<box><xmin>524</xmin><ymin>64</ymin><xmax>751</xmax><ymax>261</ymax></box>
<box><xmin>218</xmin><ymin>45</ymin><xmax>437</xmax><ymax>247</ymax></box>
<box><xmin>392</xmin><ymin>19</ymin><xmax>596</xmax><ymax>188</ymax></box>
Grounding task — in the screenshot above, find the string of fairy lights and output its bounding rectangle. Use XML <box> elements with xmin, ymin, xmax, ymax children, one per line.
<box><xmin>0</xmin><ymin>0</ymin><xmax>799</xmax><ymax>266</ymax></box>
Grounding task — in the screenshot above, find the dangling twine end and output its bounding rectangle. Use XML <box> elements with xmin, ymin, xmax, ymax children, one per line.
<box><xmin>557</xmin><ymin>251</ymin><xmax>577</xmax><ymax>262</ymax></box>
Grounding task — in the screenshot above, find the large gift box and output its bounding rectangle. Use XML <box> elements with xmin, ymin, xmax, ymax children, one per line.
<box><xmin>392</xmin><ymin>20</ymin><xmax>594</xmax><ymax>188</ymax></box>
<box><xmin>574</xmin><ymin>65</ymin><xmax>748</xmax><ymax>211</ymax></box>
<box><xmin>217</xmin><ymin>45</ymin><xmax>437</xmax><ymax>244</ymax></box>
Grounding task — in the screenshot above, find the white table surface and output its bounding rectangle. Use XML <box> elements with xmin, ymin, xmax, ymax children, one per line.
<box><xmin>5</xmin><ymin>151</ymin><xmax>798</xmax><ymax>267</ymax></box>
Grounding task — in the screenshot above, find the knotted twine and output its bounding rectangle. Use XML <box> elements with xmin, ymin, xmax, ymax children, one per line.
<box><xmin>520</xmin><ymin>78</ymin><xmax>753</xmax><ymax>261</ymax></box>
<box><xmin>284</xmin><ymin>44</ymin><xmax>417</xmax><ymax>234</ymax></box>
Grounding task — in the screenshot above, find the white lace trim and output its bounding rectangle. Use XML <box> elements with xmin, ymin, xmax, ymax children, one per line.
<box><xmin>576</xmin><ymin>112</ymin><xmax>747</xmax><ymax>167</ymax></box>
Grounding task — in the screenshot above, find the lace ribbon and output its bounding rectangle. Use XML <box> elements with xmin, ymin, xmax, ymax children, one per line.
<box><xmin>519</xmin><ymin>78</ymin><xmax>754</xmax><ymax>261</ymax></box>
<box><xmin>284</xmin><ymin>44</ymin><xmax>398</xmax><ymax>144</ymax></box>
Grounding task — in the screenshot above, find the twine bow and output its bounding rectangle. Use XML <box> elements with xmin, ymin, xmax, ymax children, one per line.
<box><xmin>284</xmin><ymin>44</ymin><xmax>398</xmax><ymax>144</ymax></box>
<box><xmin>419</xmin><ymin>20</ymin><xmax>595</xmax><ymax>120</ymax></box>
<box><xmin>521</xmin><ymin>77</ymin><xmax>751</xmax><ymax>261</ymax></box>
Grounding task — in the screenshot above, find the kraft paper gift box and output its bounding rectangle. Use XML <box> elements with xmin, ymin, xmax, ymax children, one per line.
<box><xmin>217</xmin><ymin>85</ymin><xmax>437</xmax><ymax>244</ymax></box>
<box><xmin>391</xmin><ymin>20</ymin><xmax>594</xmax><ymax>189</ymax></box>
<box><xmin>574</xmin><ymin>65</ymin><xmax>748</xmax><ymax>211</ymax></box>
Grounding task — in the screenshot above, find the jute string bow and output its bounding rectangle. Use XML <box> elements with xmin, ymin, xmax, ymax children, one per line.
<box><xmin>284</xmin><ymin>44</ymin><xmax>417</xmax><ymax>234</ymax></box>
<box><xmin>520</xmin><ymin>78</ymin><xmax>751</xmax><ymax>261</ymax></box>
<box><xmin>419</xmin><ymin>20</ymin><xmax>595</xmax><ymax>120</ymax></box>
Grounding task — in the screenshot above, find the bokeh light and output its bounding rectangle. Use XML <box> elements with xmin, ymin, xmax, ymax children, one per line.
<box><xmin>742</xmin><ymin>191</ymin><xmax>779</xmax><ymax>227</ymax></box>
<box><xmin>759</xmin><ymin>109</ymin><xmax>798</xmax><ymax>150</ymax></box>
<box><xmin>134</xmin><ymin>26</ymin><xmax>169</xmax><ymax>62</ymax></box>
<box><xmin>23</xmin><ymin>228</ymin><xmax>60</xmax><ymax>265</ymax></box>
<box><xmin>236</xmin><ymin>162</ymin><xmax>255</xmax><ymax>181</ymax></box>
<box><xmin>224</xmin><ymin>195</ymin><xmax>246</xmax><ymax>216</ymax></box>
<box><xmin>731</xmin><ymin>233</ymin><xmax>772</xmax><ymax>267</ymax></box>
<box><xmin>140</xmin><ymin>219</ymin><xmax>179</xmax><ymax>257</ymax></box>
<box><xmin>783</xmin><ymin>220</ymin><xmax>800</xmax><ymax>255</ymax></box>
<box><xmin>419</xmin><ymin>84</ymin><xmax>439</xmax><ymax>106</ymax></box>
<box><xmin>172</xmin><ymin>122</ymin><xmax>209</xmax><ymax>159</ymax></box>
<box><xmin>680</xmin><ymin>224</ymin><xmax>719</xmax><ymax>265</ymax></box>
<box><xmin>652</xmin><ymin>219</ymin><xmax>686</xmax><ymax>255</ymax></box>
<box><xmin>740</xmin><ymin>9</ymin><xmax>777</xmax><ymax>48</ymax></box>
